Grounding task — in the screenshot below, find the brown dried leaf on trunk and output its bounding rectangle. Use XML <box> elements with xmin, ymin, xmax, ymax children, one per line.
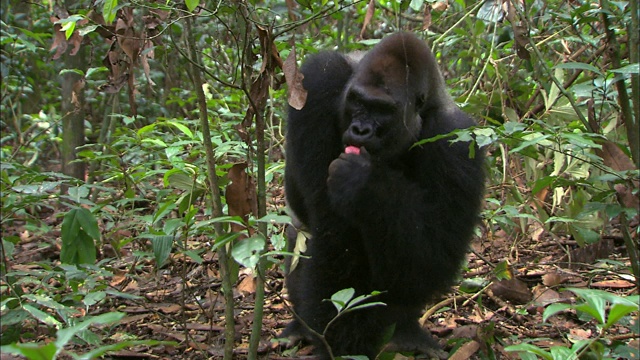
<box><xmin>422</xmin><ymin>5</ymin><xmax>432</xmax><ymax>31</ymax></box>
<box><xmin>50</xmin><ymin>18</ymin><xmax>68</xmax><ymax>60</ymax></box>
<box><xmin>241</xmin><ymin>26</ymin><xmax>280</xmax><ymax>129</ymax></box>
<box><xmin>116</xmin><ymin>17</ymin><xmax>141</xmax><ymax>64</ymax></box>
<box><xmin>359</xmin><ymin>0</ymin><xmax>376</xmax><ymax>40</ymax></box>
<box><xmin>283</xmin><ymin>45</ymin><xmax>306</xmax><ymax>110</ymax></box>
<box><xmin>503</xmin><ymin>1</ymin><xmax>531</xmax><ymax>60</ymax></box>
<box><xmin>597</xmin><ymin>140</ymin><xmax>639</xmax><ymax>210</ymax></box>
<box><xmin>226</xmin><ymin>163</ymin><xmax>258</xmax><ymax>233</ymax></box>
<box><xmin>50</xmin><ymin>15</ymin><xmax>87</xmax><ymax>60</ymax></box>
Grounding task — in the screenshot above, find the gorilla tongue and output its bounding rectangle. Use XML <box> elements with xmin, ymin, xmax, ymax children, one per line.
<box><xmin>345</xmin><ymin>146</ymin><xmax>361</xmax><ymax>155</ymax></box>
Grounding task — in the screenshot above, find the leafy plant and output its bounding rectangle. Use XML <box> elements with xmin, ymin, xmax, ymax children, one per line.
<box><xmin>506</xmin><ymin>288</ymin><xmax>639</xmax><ymax>360</ymax></box>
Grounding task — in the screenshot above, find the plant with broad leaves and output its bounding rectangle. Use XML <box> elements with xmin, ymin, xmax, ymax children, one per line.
<box><xmin>506</xmin><ymin>288</ymin><xmax>639</xmax><ymax>360</ymax></box>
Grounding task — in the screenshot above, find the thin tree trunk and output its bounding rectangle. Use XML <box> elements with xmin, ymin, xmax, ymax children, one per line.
<box><xmin>184</xmin><ymin>15</ymin><xmax>235</xmax><ymax>360</ymax></box>
<box><xmin>60</xmin><ymin>31</ymin><xmax>86</xmax><ymax>190</ymax></box>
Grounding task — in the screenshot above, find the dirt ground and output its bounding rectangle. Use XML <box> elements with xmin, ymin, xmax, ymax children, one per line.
<box><xmin>2</xmin><ymin>199</ymin><xmax>638</xmax><ymax>359</ymax></box>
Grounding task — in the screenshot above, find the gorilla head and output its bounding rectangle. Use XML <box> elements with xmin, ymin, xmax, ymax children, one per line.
<box><xmin>340</xmin><ymin>33</ymin><xmax>452</xmax><ymax>159</ymax></box>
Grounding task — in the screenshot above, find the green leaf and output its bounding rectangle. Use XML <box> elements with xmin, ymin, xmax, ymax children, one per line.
<box><xmin>554</xmin><ymin>62</ymin><xmax>601</xmax><ymax>75</ymax></box>
<box><xmin>0</xmin><ymin>342</ymin><xmax>58</xmax><ymax>360</ymax></box>
<box><xmin>78</xmin><ymin>24</ymin><xmax>99</xmax><ymax>36</ymax></box>
<box><xmin>23</xmin><ymin>304</ymin><xmax>62</xmax><ymax>328</ymax></box>
<box><xmin>167</xmin><ymin>120</ymin><xmax>194</xmax><ymax>139</ymax></box>
<box><xmin>459</xmin><ymin>278</ymin><xmax>489</xmax><ymax>293</ymax></box>
<box><xmin>345</xmin><ymin>302</ymin><xmax>386</xmax><ymax>312</ymax></box>
<box><xmin>137</xmin><ymin>123</ymin><xmax>157</xmax><ymax>136</ymax></box>
<box><xmin>184</xmin><ymin>250</ymin><xmax>203</xmax><ymax>264</ymax></box>
<box><xmin>151</xmin><ymin>235</ymin><xmax>174</xmax><ymax>268</ymax></box>
<box><xmin>409</xmin><ymin>0</ymin><xmax>424</xmax><ymax>12</ymax></box>
<box><xmin>142</xmin><ymin>138</ymin><xmax>167</xmax><ymax>147</ymax></box>
<box><xmin>83</xmin><ymin>291</ymin><xmax>106</xmax><ymax>307</ymax></box>
<box><xmin>231</xmin><ymin>236</ymin><xmax>265</xmax><ymax>269</ymax></box>
<box><xmin>609</xmin><ymin>63</ymin><xmax>639</xmax><ymax>75</ymax></box>
<box><xmin>77</xmin><ymin>340</ymin><xmax>171</xmax><ymax>360</ymax></box>
<box><xmin>60</xmin><ymin>19</ymin><xmax>76</xmax><ymax>40</ymax></box>
<box><xmin>330</xmin><ymin>288</ymin><xmax>355</xmax><ymax>312</ymax></box>
<box><xmin>102</xmin><ymin>0</ymin><xmax>118</xmax><ymax>24</ymax></box>
<box><xmin>606</xmin><ymin>302</ymin><xmax>638</xmax><ymax>329</ymax></box>
<box><xmin>509</xmin><ymin>134</ymin><xmax>551</xmax><ymax>153</ymax></box>
<box><xmin>185</xmin><ymin>0</ymin><xmax>199</xmax><ymax>11</ymax></box>
<box><xmin>165</xmin><ymin>169</ymin><xmax>195</xmax><ymax>190</ymax></box>
<box><xmin>505</xmin><ymin>343</ymin><xmax>553</xmax><ymax>360</ymax></box>
<box><xmin>55</xmin><ymin>312</ymin><xmax>125</xmax><ymax>350</ymax></box>
<box><xmin>75</xmin><ymin>208</ymin><xmax>101</xmax><ymax>240</ymax></box>
<box><xmin>549</xmin><ymin>346</ymin><xmax>573</xmax><ymax>360</ymax></box>
<box><xmin>493</xmin><ymin>260</ymin><xmax>511</xmax><ymax>280</ymax></box>
<box><xmin>255</xmin><ymin>213</ymin><xmax>292</xmax><ymax>224</ymax></box>
<box><xmin>60</xmin><ymin>208</ymin><xmax>99</xmax><ymax>265</ymax></box>
<box><xmin>542</xmin><ymin>303</ymin><xmax>572</xmax><ymax>322</ymax></box>
<box><xmin>60</xmin><ymin>231</ymin><xmax>97</xmax><ymax>265</ymax></box>
<box><xmin>85</xmin><ymin>67</ymin><xmax>108</xmax><ymax>79</ymax></box>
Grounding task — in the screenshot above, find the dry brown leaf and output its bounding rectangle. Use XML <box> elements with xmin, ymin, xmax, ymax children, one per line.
<box><xmin>490</xmin><ymin>278</ymin><xmax>532</xmax><ymax>304</ymax></box>
<box><xmin>590</xmin><ymin>279</ymin><xmax>636</xmax><ymax>289</ymax></box>
<box><xmin>564</xmin><ymin>238</ymin><xmax>614</xmax><ymax>268</ymax></box>
<box><xmin>542</xmin><ymin>272</ymin><xmax>567</xmax><ymax>287</ymax></box>
<box><xmin>432</xmin><ymin>1</ymin><xmax>448</xmax><ymax>11</ymax></box>
<box><xmin>532</xmin><ymin>285</ymin><xmax>568</xmax><ymax>307</ymax></box>
<box><xmin>569</xmin><ymin>328</ymin><xmax>592</xmax><ymax>340</ymax></box>
<box><xmin>238</xmin><ymin>275</ymin><xmax>256</xmax><ymax>295</ymax></box>
<box><xmin>597</xmin><ymin>140</ymin><xmax>639</xmax><ymax>209</ymax></box>
<box><xmin>359</xmin><ymin>0</ymin><xmax>375</xmax><ymax>39</ymax></box>
<box><xmin>283</xmin><ymin>45</ymin><xmax>307</xmax><ymax>110</ymax></box>
<box><xmin>422</xmin><ymin>5</ymin><xmax>432</xmax><ymax>30</ymax></box>
<box><xmin>449</xmin><ymin>340</ymin><xmax>481</xmax><ymax>360</ymax></box>
<box><xmin>226</xmin><ymin>163</ymin><xmax>258</xmax><ymax>233</ymax></box>
<box><xmin>122</xmin><ymin>279</ymin><xmax>139</xmax><ymax>292</ymax></box>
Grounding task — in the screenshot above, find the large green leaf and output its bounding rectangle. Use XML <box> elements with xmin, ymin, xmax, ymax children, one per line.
<box><xmin>151</xmin><ymin>235</ymin><xmax>174</xmax><ymax>268</ymax></box>
<box><xmin>231</xmin><ymin>236</ymin><xmax>265</xmax><ymax>269</ymax></box>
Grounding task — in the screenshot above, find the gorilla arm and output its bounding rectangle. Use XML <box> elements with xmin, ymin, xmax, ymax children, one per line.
<box><xmin>328</xmin><ymin>116</ymin><xmax>483</xmax><ymax>303</ymax></box>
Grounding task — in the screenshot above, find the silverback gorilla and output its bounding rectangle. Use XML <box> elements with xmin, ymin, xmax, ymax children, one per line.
<box><xmin>283</xmin><ymin>32</ymin><xmax>485</xmax><ymax>359</ymax></box>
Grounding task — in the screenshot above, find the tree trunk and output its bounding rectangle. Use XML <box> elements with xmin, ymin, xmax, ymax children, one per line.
<box><xmin>59</xmin><ymin>27</ymin><xmax>86</xmax><ymax>189</ymax></box>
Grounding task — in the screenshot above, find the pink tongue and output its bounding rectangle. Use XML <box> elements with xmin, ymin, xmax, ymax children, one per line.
<box><xmin>345</xmin><ymin>146</ymin><xmax>361</xmax><ymax>155</ymax></box>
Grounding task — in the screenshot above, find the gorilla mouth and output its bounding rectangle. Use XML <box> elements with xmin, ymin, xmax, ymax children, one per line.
<box><xmin>344</xmin><ymin>145</ymin><xmax>361</xmax><ymax>155</ymax></box>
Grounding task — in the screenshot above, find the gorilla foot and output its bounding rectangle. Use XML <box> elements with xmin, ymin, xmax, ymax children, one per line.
<box><xmin>384</xmin><ymin>324</ymin><xmax>448</xmax><ymax>360</ymax></box>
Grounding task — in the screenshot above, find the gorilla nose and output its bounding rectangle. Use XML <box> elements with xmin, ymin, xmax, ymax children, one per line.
<box><xmin>347</xmin><ymin>122</ymin><xmax>374</xmax><ymax>143</ymax></box>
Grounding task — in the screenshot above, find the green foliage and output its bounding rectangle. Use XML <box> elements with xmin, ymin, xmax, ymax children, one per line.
<box><xmin>1</xmin><ymin>0</ymin><xmax>637</xmax><ymax>358</ymax></box>
<box><xmin>543</xmin><ymin>288</ymin><xmax>639</xmax><ymax>331</ymax></box>
<box><xmin>506</xmin><ymin>289</ymin><xmax>639</xmax><ymax>360</ymax></box>
<box><xmin>0</xmin><ymin>262</ymin><xmax>157</xmax><ymax>357</ymax></box>
<box><xmin>60</xmin><ymin>208</ymin><xmax>100</xmax><ymax>265</ymax></box>
<box><xmin>1</xmin><ymin>311</ymin><xmax>168</xmax><ymax>360</ymax></box>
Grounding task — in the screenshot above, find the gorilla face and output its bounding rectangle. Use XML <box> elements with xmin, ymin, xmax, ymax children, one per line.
<box><xmin>340</xmin><ymin>53</ymin><xmax>425</xmax><ymax>160</ymax></box>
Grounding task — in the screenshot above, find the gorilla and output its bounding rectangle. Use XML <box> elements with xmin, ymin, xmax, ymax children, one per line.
<box><xmin>283</xmin><ymin>32</ymin><xmax>485</xmax><ymax>359</ymax></box>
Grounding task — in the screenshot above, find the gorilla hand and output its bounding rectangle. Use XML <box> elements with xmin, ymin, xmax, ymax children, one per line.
<box><xmin>327</xmin><ymin>147</ymin><xmax>371</xmax><ymax>207</ymax></box>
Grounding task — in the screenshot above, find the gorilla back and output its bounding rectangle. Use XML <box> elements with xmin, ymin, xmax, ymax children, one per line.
<box><xmin>284</xmin><ymin>32</ymin><xmax>485</xmax><ymax>359</ymax></box>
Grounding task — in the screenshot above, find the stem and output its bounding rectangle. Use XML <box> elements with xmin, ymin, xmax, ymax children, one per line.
<box><xmin>184</xmin><ymin>15</ymin><xmax>235</xmax><ymax>360</ymax></box>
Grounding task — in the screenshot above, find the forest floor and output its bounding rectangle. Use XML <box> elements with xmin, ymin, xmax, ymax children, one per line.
<box><xmin>1</xmin><ymin>192</ymin><xmax>638</xmax><ymax>360</ymax></box>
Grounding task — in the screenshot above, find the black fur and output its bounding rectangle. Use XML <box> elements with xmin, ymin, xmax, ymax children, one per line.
<box><xmin>283</xmin><ymin>32</ymin><xmax>485</xmax><ymax>359</ymax></box>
